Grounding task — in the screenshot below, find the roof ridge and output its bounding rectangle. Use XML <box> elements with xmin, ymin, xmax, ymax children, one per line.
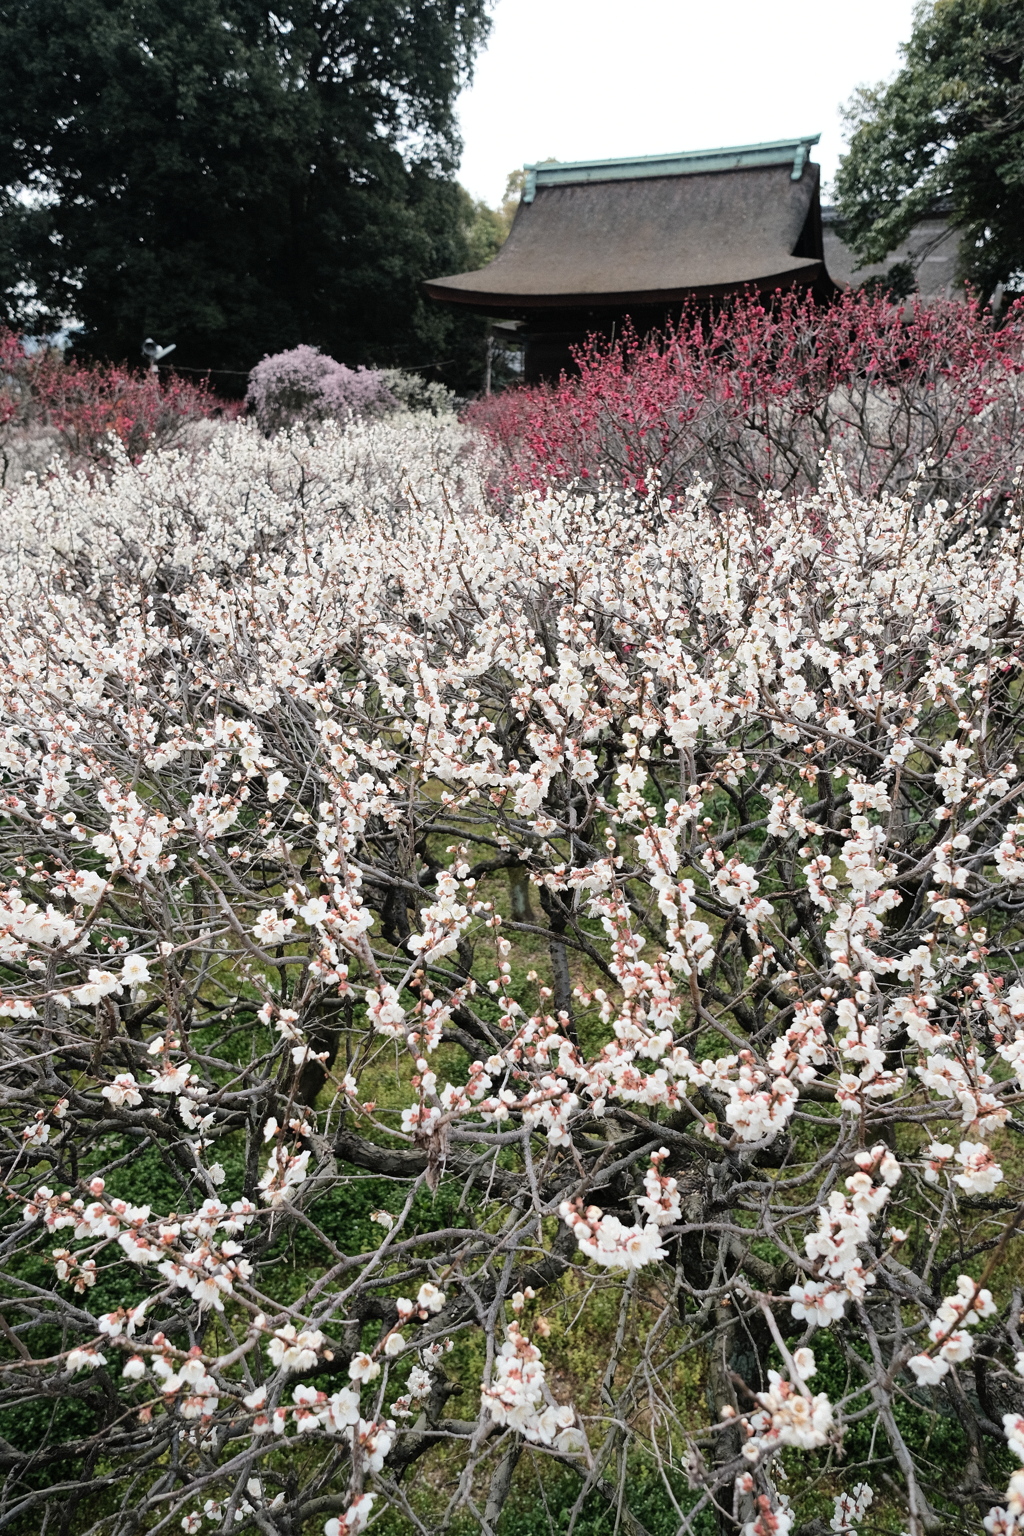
<box><xmin>522</xmin><ymin>136</ymin><xmax>820</xmax><ymax>200</ymax></box>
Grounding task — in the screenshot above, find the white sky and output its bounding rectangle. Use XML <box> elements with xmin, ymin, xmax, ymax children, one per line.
<box><xmin>456</xmin><ymin>0</ymin><xmax>917</xmax><ymax>207</ymax></box>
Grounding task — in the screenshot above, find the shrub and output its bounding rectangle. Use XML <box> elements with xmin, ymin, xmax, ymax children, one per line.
<box><xmin>467</xmin><ymin>288</ymin><xmax>1024</xmax><ymax>511</ymax></box>
<box><xmin>1</xmin><ymin>422</ymin><xmax>1024</xmax><ymax>1533</ymax></box>
<box><xmin>246</xmin><ymin>344</ymin><xmax>399</xmax><ymax>432</ymax></box>
<box><xmin>0</xmin><ymin>329</ymin><xmax>232</xmax><ymax>479</ymax></box>
<box><xmin>375</xmin><ymin>366</ymin><xmax>457</xmax><ymax>417</ymax></box>
<box><xmin>0</xmin><ymin>413</ymin><xmax>485</xmax><ymax>588</ymax></box>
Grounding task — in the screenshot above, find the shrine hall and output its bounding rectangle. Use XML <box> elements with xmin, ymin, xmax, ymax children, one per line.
<box><xmin>425</xmin><ymin>135</ymin><xmax>836</xmax><ymax>382</ymax></box>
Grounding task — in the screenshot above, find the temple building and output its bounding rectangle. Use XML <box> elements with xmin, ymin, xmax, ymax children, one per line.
<box><xmin>425</xmin><ymin>136</ymin><xmax>835</xmax><ymax>381</ymax></box>
<box><xmin>821</xmin><ymin>201</ymin><xmax>960</xmax><ymax>300</ymax></box>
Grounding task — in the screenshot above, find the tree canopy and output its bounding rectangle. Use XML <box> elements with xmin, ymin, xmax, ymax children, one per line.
<box><xmin>834</xmin><ymin>0</ymin><xmax>1024</xmax><ymax>297</ymax></box>
<box><xmin>0</xmin><ymin>0</ymin><xmax>491</xmax><ymax>383</ymax></box>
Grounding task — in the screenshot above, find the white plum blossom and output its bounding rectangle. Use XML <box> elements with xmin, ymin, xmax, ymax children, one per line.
<box><xmin>266</xmin><ymin>771</ymin><xmax>290</xmax><ymax>803</ymax></box>
<box><xmin>101</xmin><ymin>1073</ymin><xmax>144</xmax><ymax>1108</ymax></box>
<box><xmin>66</xmin><ymin>1347</ymin><xmax>106</xmax><ymax>1372</ymax></box>
<box><xmin>258</xmin><ymin>1146</ymin><xmax>310</xmax><ymax>1206</ymax></box>
<box><xmin>347</xmin><ymin>1352</ymin><xmax>381</xmax><ymax>1384</ymax></box>
<box><xmin>637</xmin><ymin>1147</ymin><xmax>682</xmax><ymax>1225</ymax></box>
<box><xmin>416</xmin><ymin>1283</ymin><xmax>446</xmax><ymax>1314</ymax></box>
<box><xmin>71</xmin><ymin>968</ymin><xmax>122</xmax><ymax>1006</ymax></box>
<box><xmin>792</xmin><ymin>1347</ymin><xmax>817</xmax><ymax>1380</ymax></box>
<box><xmin>559</xmin><ymin>1199</ymin><xmax>667</xmax><ymax>1271</ymax></box>
<box><xmin>831</xmin><ymin>1484</ymin><xmax>873</xmax><ymax>1533</ymax></box>
<box><xmin>268</xmin><ymin>1326</ymin><xmax>324</xmax><ymax>1372</ymax></box>
<box><xmin>788</xmin><ymin>1146</ymin><xmax>901</xmax><ymax>1326</ymax></box>
<box><xmin>907</xmin><ymin>1275</ymin><xmax>997</xmax><ymax>1384</ymax></box>
<box><xmin>480</xmin><ymin>1323</ymin><xmax>579</xmax><ymax>1447</ymax></box>
<box><xmin>406</xmin><ymin>1365</ymin><xmax>433</xmax><ymax>1402</ymax></box>
<box><xmin>252</xmin><ymin>908</ymin><xmax>297</xmax><ymax>946</ymax></box>
<box><xmin>365</xmin><ymin>983</ymin><xmax>406</xmax><ymax>1039</ymax></box>
<box><xmin>743</xmin><ymin>1368</ymin><xmax>835</xmax><ymax>1456</ymax></box>
<box><xmin>324</xmin><ymin>1493</ymin><xmax>375</xmax><ymax>1536</ymax></box>
<box><xmin>121</xmin><ymin>954</ymin><xmax>151</xmax><ymax>986</ymax></box>
<box><xmin>953</xmin><ymin>1140</ymin><xmax>1004</xmax><ymax>1195</ymax></box>
<box><xmin>923</xmin><ymin>1141</ymin><xmax>955</xmax><ymax>1184</ymax></box>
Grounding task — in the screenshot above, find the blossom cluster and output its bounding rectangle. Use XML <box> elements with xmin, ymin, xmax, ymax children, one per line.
<box><xmin>788</xmin><ymin>1146</ymin><xmax>902</xmax><ymax>1326</ymax></box>
<box><xmin>743</xmin><ymin>1349</ymin><xmax>835</xmax><ymax>1459</ymax></box>
<box><xmin>480</xmin><ymin>1323</ymin><xmax>580</xmax><ymax>1447</ymax></box>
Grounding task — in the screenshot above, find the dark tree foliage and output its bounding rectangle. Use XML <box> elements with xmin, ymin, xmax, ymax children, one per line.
<box><xmin>834</xmin><ymin>0</ymin><xmax>1024</xmax><ymax>297</ymax></box>
<box><xmin>0</xmin><ymin>0</ymin><xmax>491</xmax><ymax>387</ymax></box>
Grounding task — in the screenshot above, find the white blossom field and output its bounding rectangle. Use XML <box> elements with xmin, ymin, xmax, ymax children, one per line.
<box><xmin>1</xmin><ymin>417</ymin><xmax>1023</xmax><ymax>1536</ymax></box>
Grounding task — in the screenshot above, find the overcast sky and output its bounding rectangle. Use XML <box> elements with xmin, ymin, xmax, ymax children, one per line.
<box><xmin>456</xmin><ymin>0</ymin><xmax>917</xmax><ymax>207</ymax></box>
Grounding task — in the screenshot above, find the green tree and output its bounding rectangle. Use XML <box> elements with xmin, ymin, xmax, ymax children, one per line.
<box><xmin>463</xmin><ymin>192</ymin><xmax>507</xmax><ymax>270</ymax></box>
<box><xmin>0</xmin><ymin>0</ymin><xmax>491</xmax><ymax>386</ymax></box>
<box><xmin>460</xmin><ymin>168</ymin><xmax>529</xmax><ymax>271</ymax></box>
<box><xmin>834</xmin><ymin>0</ymin><xmax>1024</xmax><ymax>296</ymax></box>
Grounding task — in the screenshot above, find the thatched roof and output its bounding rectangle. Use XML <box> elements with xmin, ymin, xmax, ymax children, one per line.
<box><xmin>426</xmin><ymin>137</ymin><xmax>829</xmax><ymax>313</ymax></box>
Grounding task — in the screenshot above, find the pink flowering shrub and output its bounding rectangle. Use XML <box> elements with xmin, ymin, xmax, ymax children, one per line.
<box><xmin>2</xmin><ymin>426</ymin><xmax>1024</xmax><ymax>1533</ymax></box>
<box><xmin>0</xmin><ymin>328</ymin><xmax>232</xmax><ymax>477</ymax></box>
<box><xmin>246</xmin><ymin>344</ymin><xmax>397</xmax><ymax>432</ymax></box>
<box><xmin>468</xmin><ymin>289</ymin><xmax>1024</xmax><ymax>509</ymax></box>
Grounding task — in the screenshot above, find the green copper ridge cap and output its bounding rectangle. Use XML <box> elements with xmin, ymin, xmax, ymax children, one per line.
<box><xmin>521</xmin><ymin>136</ymin><xmax>821</xmax><ymax>202</ymax></box>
